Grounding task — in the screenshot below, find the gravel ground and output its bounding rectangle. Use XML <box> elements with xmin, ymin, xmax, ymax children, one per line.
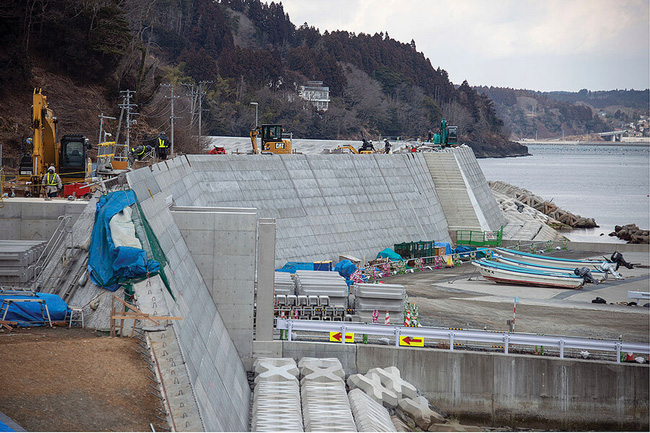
<box><xmin>0</xmin><ymin>327</ymin><xmax>160</xmax><ymax>432</ymax></box>
<box><xmin>381</xmin><ymin>249</ymin><xmax>650</xmax><ymax>343</ymax></box>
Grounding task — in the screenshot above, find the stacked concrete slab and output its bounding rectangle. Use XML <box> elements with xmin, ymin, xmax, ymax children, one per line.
<box><xmin>299</xmin><ymin>357</ymin><xmax>357</xmax><ymax>432</ymax></box>
<box><xmin>275</xmin><ymin>271</ymin><xmax>296</xmax><ymax>296</ymax></box>
<box><xmin>294</xmin><ymin>270</ymin><xmax>348</xmax><ymax>308</ymax></box>
<box><xmin>252</xmin><ymin>358</ymin><xmax>303</xmax><ymax>432</ymax></box>
<box><xmin>167</xmin><ymin>154</ymin><xmax>450</xmax><ymax>268</ymax></box>
<box><xmin>423</xmin><ymin>148</ymin><xmax>504</xmax><ymax>233</ymax></box>
<box><xmin>0</xmin><ymin>240</ymin><xmax>45</xmax><ymax>286</ymax></box>
<box><xmin>353</xmin><ymin>283</ymin><xmax>405</xmax><ymax>318</ymax></box>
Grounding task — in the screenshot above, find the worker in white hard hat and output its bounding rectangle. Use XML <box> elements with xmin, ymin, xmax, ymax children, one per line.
<box><xmin>42</xmin><ymin>166</ymin><xmax>62</xmax><ymax>199</ymax></box>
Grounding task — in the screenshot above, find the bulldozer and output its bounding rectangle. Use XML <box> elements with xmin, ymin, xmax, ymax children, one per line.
<box><xmin>17</xmin><ymin>88</ymin><xmax>93</xmax><ymax>196</ymax></box>
<box><xmin>250</xmin><ymin>124</ymin><xmax>292</xmax><ymax>154</ymax></box>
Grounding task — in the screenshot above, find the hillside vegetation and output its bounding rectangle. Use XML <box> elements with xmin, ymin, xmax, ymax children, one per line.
<box><xmin>2</xmin><ymin>0</ymin><xmax>523</xmax><ymax>159</ymax></box>
<box><xmin>476</xmin><ymin>87</ymin><xmax>649</xmax><ymax>140</ymax></box>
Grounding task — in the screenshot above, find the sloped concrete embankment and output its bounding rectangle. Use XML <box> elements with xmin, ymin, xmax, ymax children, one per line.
<box><xmin>164</xmin><ymin>153</ymin><xmax>452</xmax><ymax>267</ymax></box>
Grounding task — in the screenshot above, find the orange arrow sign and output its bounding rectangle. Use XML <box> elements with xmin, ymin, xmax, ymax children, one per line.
<box><xmin>400</xmin><ymin>336</ymin><xmax>424</xmax><ymax>346</ymax></box>
<box><xmin>329</xmin><ymin>332</ymin><xmax>354</xmax><ymax>342</ymax></box>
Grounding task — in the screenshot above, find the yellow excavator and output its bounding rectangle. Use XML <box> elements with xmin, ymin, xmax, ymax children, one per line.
<box><xmin>249</xmin><ymin>124</ymin><xmax>292</xmax><ymax>154</ymax></box>
<box><xmin>18</xmin><ymin>88</ymin><xmax>93</xmax><ymax>196</ymax></box>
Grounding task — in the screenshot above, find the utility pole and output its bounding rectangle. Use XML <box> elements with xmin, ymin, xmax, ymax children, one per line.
<box><xmin>98</xmin><ymin>113</ymin><xmax>116</xmax><ymax>144</ymax></box>
<box><xmin>197</xmin><ymin>81</ymin><xmax>211</xmax><ymax>150</ymax></box>
<box><xmin>161</xmin><ymin>83</ymin><xmax>181</xmax><ymax>156</ymax></box>
<box><xmin>118</xmin><ymin>90</ymin><xmax>137</xmax><ymax>161</ymax></box>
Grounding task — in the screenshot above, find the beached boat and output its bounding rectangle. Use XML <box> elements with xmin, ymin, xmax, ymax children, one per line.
<box><xmin>473</xmin><ymin>259</ymin><xmax>585</xmax><ymax>289</ymax></box>
<box><xmin>493</xmin><ymin>254</ymin><xmax>607</xmax><ymax>278</ymax></box>
<box><xmin>494</xmin><ymin>247</ymin><xmax>603</xmax><ymax>268</ymax></box>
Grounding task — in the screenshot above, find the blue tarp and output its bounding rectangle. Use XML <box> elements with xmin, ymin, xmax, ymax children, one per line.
<box><xmin>435</xmin><ymin>242</ymin><xmax>452</xmax><ymax>255</ymax></box>
<box><xmin>376</xmin><ymin>248</ymin><xmax>403</xmax><ymax>261</ymax></box>
<box><xmin>276</xmin><ymin>262</ymin><xmax>315</xmax><ymax>273</ymax></box>
<box><xmin>334</xmin><ymin>259</ymin><xmax>357</xmax><ymax>279</ymax></box>
<box><xmin>0</xmin><ymin>293</ymin><xmax>69</xmax><ymax>326</ymax></box>
<box><xmin>88</xmin><ymin>190</ymin><xmax>160</xmax><ymax>291</ymax></box>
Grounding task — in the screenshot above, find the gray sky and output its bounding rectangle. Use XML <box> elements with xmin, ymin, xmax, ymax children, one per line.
<box><xmin>279</xmin><ymin>0</ymin><xmax>650</xmax><ymax>92</ymax></box>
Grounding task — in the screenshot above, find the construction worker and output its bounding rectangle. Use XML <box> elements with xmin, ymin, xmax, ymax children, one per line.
<box><xmin>384</xmin><ymin>138</ymin><xmax>391</xmax><ymax>154</ymax></box>
<box><xmin>157</xmin><ymin>131</ymin><xmax>169</xmax><ymax>160</ymax></box>
<box><xmin>42</xmin><ymin>166</ymin><xmax>62</xmax><ymax>199</ymax></box>
<box><xmin>129</xmin><ymin>144</ymin><xmax>148</xmax><ymax>163</ymax></box>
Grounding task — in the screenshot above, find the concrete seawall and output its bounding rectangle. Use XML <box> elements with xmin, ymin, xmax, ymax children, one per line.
<box><xmin>281</xmin><ymin>341</ymin><xmax>649</xmax><ymax>430</ymax></box>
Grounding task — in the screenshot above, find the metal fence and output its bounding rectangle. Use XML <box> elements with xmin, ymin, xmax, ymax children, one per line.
<box><xmin>275</xmin><ymin>318</ymin><xmax>649</xmax><ymax>363</ymax></box>
<box><xmin>456</xmin><ymin>226</ymin><xmax>503</xmax><ymax>247</ymax></box>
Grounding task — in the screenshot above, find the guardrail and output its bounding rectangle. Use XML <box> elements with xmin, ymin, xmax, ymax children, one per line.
<box><xmin>275</xmin><ymin>319</ymin><xmax>650</xmax><ymax>363</ymax></box>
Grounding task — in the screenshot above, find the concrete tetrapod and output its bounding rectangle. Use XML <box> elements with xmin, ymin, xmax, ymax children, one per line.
<box><xmin>367</xmin><ymin>366</ymin><xmax>417</xmax><ymax>400</ymax></box>
<box><xmin>348</xmin><ymin>388</ymin><xmax>396</xmax><ymax>432</ymax></box>
<box><xmin>300</xmin><ymin>357</ymin><xmax>356</xmax><ymax>432</ymax></box>
<box><xmin>252</xmin><ymin>380</ymin><xmax>303</xmax><ymax>432</ymax></box>
<box><xmin>347</xmin><ymin>371</ymin><xmax>398</xmax><ymax>408</ymax></box>
<box><xmin>254</xmin><ymin>357</ymin><xmax>300</xmax><ymax>384</ymax></box>
<box><xmin>298</xmin><ymin>357</ymin><xmax>345</xmax><ymax>385</ymax></box>
<box><xmin>397</xmin><ymin>395</ymin><xmax>446</xmax><ymax>430</ymax></box>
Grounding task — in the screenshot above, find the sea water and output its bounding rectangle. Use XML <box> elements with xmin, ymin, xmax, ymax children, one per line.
<box><xmin>477</xmin><ymin>144</ymin><xmax>650</xmax><ymax>243</ymax></box>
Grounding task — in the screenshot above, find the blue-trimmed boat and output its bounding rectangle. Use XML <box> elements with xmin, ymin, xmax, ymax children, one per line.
<box><xmin>473</xmin><ymin>259</ymin><xmax>585</xmax><ymax>289</ymax></box>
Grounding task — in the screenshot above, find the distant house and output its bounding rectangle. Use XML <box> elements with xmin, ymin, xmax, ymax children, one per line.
<box><xmin>298</xmin><ymin>81</ymin><xmax>330</xmax><ymax>111</ymax></box>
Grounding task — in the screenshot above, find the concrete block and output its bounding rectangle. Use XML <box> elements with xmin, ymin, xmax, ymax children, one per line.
<box><xmin>398</xmin><ymin>396</ymin><xmax>446</xmax><ymax>429</ymax></box>
<box><xmin>298</xmin><ymin>357</ymin><xmax>345</xmax><ymax>384</ymax></box>
<box><xmin>347</xmin><ymin>372</ymin><xmax>398</xmax><ymax>408</ymax></box>
<box><xmin>254</xmin><ymin>357</ymin><xmax>299</xmax><ymax>383</ymax></box>
<box><xmin>348</xmin><ymin>388</ymin><xmax>396</xmax><ymax>432</ymax></box>
<box><xmin>367</xmin><ymin>366</ymin><xmax>418</xmax><ymax>399</ymax></box>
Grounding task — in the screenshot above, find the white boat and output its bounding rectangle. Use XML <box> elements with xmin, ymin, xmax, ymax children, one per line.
<box><xmin>494</xmin><ymin>255</ymin><xmax>606</xmax><ymax>278</ymax></box>
<box><xmin>494</xmin><ymin>247</ymin><xmax>602</xmax><ymax>268</ymax></box>
<box><xmin>473</xmin><ymin>259</ymin><xmax>584</xmax><ymax>289</ymax></box>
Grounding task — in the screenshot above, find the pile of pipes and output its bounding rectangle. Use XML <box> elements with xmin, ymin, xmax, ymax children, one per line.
<box><xmin>0</xmin><ymin>240</ymin><xmax>46</xmax><ymax>286</ymax></box>
<box><xmin>354</xmin><ymin>283</ymin><xmax>405</xmax><ymax>322</ymax></box>
<box><xmin>274</xmin><ymin>272</ymin><xmax>296</xmax><ymax>296</ymax></box>
<box><xmin>294</xmin><ymin>270</ymin><xmax>348</xmax><ymax>309</ymax></box>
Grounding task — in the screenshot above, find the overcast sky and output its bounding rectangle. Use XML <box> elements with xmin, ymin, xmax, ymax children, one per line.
<box><xmin>279</xmin><ymin>0</ymin><xmax>650</xmax><ymax>92</ymax></box>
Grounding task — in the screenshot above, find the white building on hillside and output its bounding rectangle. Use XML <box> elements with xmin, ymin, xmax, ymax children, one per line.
<box><xmin>298</xmin><ymin>81</ymin><xmax>330</xmax><ymax>111</ymax></box>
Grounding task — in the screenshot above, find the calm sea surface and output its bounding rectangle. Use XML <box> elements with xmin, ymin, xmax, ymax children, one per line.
<box><xmin>477</xmin><ymin>144</ymin><xmax>650</xmax><ymax>243</ymax></box>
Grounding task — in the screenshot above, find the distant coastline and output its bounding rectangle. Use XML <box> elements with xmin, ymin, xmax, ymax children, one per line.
<box><xmin>516</xmin><ymin>140</ymin><xmax>649</xmax><ymax>147</ymax></box>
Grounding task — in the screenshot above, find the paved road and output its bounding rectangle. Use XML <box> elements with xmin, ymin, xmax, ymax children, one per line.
<box><xmin>381</xmin><ymin>249</ymin><xmax>649</xmax><ymax>343</ymax></box>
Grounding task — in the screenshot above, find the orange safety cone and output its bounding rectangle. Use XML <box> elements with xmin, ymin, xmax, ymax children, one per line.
<box><xmin>385</xmin><ymin>310</ymin><xmax>390</xmax><ymax>325</ymax></box>
<box><xmin>404</xmin><ymin>310</ymin><xmax>411</xmax><ymax>327</ymax></box>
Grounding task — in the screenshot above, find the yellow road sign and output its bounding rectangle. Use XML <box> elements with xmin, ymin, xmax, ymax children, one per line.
<box><xmin>329</xmin><ymin>332</ymin><xmax>354</xmax><ymax>343</ymax></box>
<box><xmin>399</xmin><ymin>336</ymin><xmax>424</xmax><ymax>347</ymax></box>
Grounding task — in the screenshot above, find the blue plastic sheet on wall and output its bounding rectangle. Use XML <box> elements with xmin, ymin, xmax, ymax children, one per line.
<box><xmin>87</xmin><ymin>190</ymin><xmax>160</xmax><ymax>291</ymax></box>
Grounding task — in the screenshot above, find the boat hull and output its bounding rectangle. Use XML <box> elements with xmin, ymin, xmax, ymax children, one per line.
<box><xmin>473</xmin><ymin>261</ymin><xmax>584</xmax><ymax>289</ymax></box>
<box><xmin>494</xmin><ymin>247</ymin><xmax>602</xmax><ymax>268</ymax></box>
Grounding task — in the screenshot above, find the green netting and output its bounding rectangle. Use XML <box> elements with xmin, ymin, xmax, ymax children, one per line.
<box><xmin>131</xmin><ymin>196</ymin><xmax>175</xmax><ymax>301</ymax></box>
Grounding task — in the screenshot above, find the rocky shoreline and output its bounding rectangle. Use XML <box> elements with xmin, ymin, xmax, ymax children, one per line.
<box><xmin>609</xmin><ymin>224</ymin><xmax>649</xmax><ymax>244</ymax></box>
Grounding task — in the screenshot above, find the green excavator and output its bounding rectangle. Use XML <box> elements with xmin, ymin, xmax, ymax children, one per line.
<box><xmin>433</xmin><ymin>119</ymin><xmax>458</xmax><ymax>148</ymax></box>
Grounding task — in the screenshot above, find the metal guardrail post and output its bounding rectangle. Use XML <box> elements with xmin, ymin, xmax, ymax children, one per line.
<box><xmin>288</xmin><ymin>321</ymin><xmax>293</xmax><ymax>341</ymax></box>
<box><xmin>394</xmin><ymin>327</ymin><xmax>400</xmax><ymax>347</ymax></box>
<box><xmin>504</xmin><ymin>335</ymin><xmax>509</xmax><ymax>354</ymax></box>
<box><xmin>341</xmin><ymin>324</ymin><xmax>346</xmax><ymax>344</ymax></box>
<box><xmin>616</xmin><ymin>342</ymin><xmax>622</xmax><ymax>363</ymax></box>
<box><xmin>449</xmin><ymin>331</ymin><xmax>454</xmax><ymax>351</ymax></box>
<box><xmin>559</xmin><ymin>340</ymin><xmax>565</xmax><ymax>359</ymax></box>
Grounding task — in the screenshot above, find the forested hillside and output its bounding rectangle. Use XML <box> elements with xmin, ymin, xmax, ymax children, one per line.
<box><xmin>475</xmin><ymin>86</ymin><xmax>649</xmax><ymax>140</ymax></box>
<box><xmin>0</xmin><ymin>0</ymin><xmax>526</xmax><ymax>160</ymax></box>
